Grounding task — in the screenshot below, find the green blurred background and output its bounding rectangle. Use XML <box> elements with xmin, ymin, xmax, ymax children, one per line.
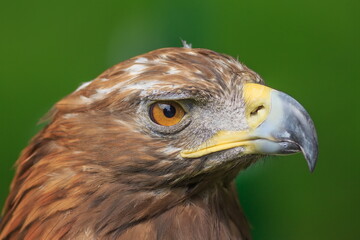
<box><xmin>0</xmin><ymin>0</ymin><xmax>359</xmax><ymax>239</ymax></box>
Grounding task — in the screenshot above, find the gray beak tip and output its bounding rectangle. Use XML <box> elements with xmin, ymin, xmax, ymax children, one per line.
<box><xmin>306</xmin><ymin>152</ymin><xmax>318</xmax><ymax>173</ymax></box>
<box><xmin>303</xmin><ymin>142</ymin><xmax>318</xmax><ymax>173</ymax></box>
<box><xmin>308</xmin><ymin>160</ymin><xmax>316</xmax><ymax>173</ymax></box>
<box><xmin>270</xmin><ymin>91</ymin><xmax>319</xmax><ymax>173</ymax></box>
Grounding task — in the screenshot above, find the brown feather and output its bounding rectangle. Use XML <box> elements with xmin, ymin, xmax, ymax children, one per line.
<box><xmin>1</xmin><ymin>47</ymin><xmax>263</xmax><ymax>239</ymax></box>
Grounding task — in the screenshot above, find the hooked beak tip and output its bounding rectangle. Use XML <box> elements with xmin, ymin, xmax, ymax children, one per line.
<box><xmin>304</xmin><ymin>146</ymin><xmax>318</xmax><ymax>173</ymax></box>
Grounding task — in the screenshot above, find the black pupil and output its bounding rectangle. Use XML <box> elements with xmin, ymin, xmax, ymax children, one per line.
<box><xmin>160</xmin><ymin>104</ymin><xmax>176</xmax><ymax>118</ymax></box>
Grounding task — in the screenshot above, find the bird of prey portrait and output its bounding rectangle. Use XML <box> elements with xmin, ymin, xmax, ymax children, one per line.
<box><xmin>0</xmin><ymin>45</ymin><xmax>318</xmax><ymax>240</ymax></box>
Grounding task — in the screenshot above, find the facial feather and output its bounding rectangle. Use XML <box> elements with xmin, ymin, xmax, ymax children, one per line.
<box><xmin>1</xmin><ymin>47</ymin><xmax>265</xmax><ymax>240</ymax></box>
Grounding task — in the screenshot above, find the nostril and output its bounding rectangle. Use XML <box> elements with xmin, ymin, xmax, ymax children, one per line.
<box><xmin>250</xmin><ymin>105</ymin><xmax>264</xmax><ymax>116</ymax></box>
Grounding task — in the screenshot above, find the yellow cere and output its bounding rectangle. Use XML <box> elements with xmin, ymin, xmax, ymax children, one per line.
<box><xmin>243</xmin><ymin>83</ymin><xmax>272</xmax><ymax>129</ymax></box>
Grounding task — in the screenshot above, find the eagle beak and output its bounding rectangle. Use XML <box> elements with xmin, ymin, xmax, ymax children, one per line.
<box><xmin>180</xmin><ymin>83</ymin><xmax>318</xmax><ymax>172</ymax></box>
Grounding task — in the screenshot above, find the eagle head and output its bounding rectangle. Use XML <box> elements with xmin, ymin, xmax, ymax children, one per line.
<box><xmin>0</xmin><ymin>47</ymin><xmax>318</xmax><ymax>239</ymax></box>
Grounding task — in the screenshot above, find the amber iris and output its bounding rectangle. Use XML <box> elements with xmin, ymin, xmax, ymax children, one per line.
<box><xmin>150</xmin><ymin>101</ymin><xmax>185</xmax><ymax>126</ymax></box>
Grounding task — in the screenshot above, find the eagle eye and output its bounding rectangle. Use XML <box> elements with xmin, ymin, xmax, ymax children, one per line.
<box><xmin>149</xmin><ymin>101</ymin><xmax>185</xmax><ymax>126</ymax></box>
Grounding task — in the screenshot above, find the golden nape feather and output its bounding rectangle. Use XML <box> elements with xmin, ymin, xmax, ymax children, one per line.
<box><xmin>0</xmin><ymin>46</ymin><xmax>318</xmax><ymax>239</ymax></box>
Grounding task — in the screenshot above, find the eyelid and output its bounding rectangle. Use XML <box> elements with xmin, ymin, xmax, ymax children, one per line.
<box><xmin>147</xmin><ymin>95</ymin><xmax>193</xmax><ymax>101</ymax></box>
<box><xmin>148</xmin><ymin>99</ymin><xmax>193</xmax><ymax>114</ymax></box>
<box><xmin>144</xmin><ymin>90</ymin><xmax>207</xmax><ymax>102</ymax></box>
